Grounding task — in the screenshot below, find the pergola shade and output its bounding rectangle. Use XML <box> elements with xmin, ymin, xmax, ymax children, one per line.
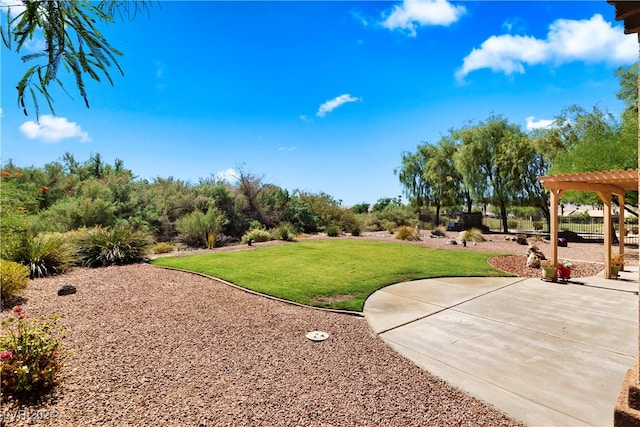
<box><xmin>537</xmin><ymin>169</ymin><xmax>639</xmax><ymax>278</ymax></box>
<box><xmin>538</xmin><ymin>169</ymin><xmax>639</xmax><ymax>194</ymax></box>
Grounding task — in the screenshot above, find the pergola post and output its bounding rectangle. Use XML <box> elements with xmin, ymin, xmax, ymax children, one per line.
<box><xmin>619</xmin><ymin>193</ymin><xmax>626</xmax><ymax>259</ymax></box>
<box><xmin>549</xmin><ymin>189</ymin><xmax>563</xmax><ymax>266</ymax></box>
<box><xmin>597</xmin><ymin>191</ymin><xmax>613</xmax><ymax>279</ymax></box>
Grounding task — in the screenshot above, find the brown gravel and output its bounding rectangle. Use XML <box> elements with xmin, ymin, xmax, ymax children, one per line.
<box><xmin>3</xmin><ymin>231</ymin><xmax>635</xmax><ymax>426</ymax></box>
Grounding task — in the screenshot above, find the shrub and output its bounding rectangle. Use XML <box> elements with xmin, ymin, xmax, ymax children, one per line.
<box><xmin>340</xmin><ymin>210</ymin><xmax>362</xmax><ymax>237</ymax></box>
<box><xmin>0</xmin><ymin>306</ymin><xmax>65</xmax><ymax>400</ymax></box>
<box><xmin>5</xmin><ymin>232</ymin><xmax>75</xmax><ymax>278</ymax></box>
<box><xmin>175</xmin><ymin>208</ymin><xmax>226</xmax><ymax>248</ymax></box>
<box><xmin>507</xmin><ymin>220</ymin><xmax>518</xmax><ymax>230</ymax></box>
<box><xmin>377</xmin><ymin>205</ymin><xmax>417</xmax><ymax>231</ymax></box>
<box><xmin>515</xmin><ymin>233</ymin><xmax>528</xmax><ymax>245</ymax></box>
<box><xmin>0</xmin><ymin>260</ymin><xmax>30</xmax><ymax>300</ymax></box>
<box><xmin>74</xmin><ymin>224</ymin><xmax>153</xmax><ymax>267</ymax></box>
<box><xmin>349</xmin><ymin>224</ymin><xmax>362</xmax><ymax>236</ymax></box>
<box><xmin>326</xmin><ymin>224</ymin><xmax>341</xmax><ymax>237</ymax></box>
<box><xmin>459</xmin><ymin>228</ymin><xmax>486</xmax><ymax>242</ymax></box>
<box><xmin>241</xmin><ymin>228</ymin><xmax>272</xmax><ymax>244</ymax></box>
<box><xmin>273</xmin><ymin>223</ymin><xmax>295</xmax><ymax>241</ymax></box>
<box><xmin>152</xmin><ymin>242</ymin><xmax>174</xmax><ymax>254</ymax></box>
<box><xmin>532</xmin><ymin>221</ymin><xmax>544</xmax><ymax>231</ymax></box>
<box><xmin>395</xmin><ymin>226</ymin><xmax>421</xmax><ymax>241</ymax></box>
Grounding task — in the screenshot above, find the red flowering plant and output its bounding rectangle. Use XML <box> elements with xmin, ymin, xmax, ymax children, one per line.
<box><xmin>0</xmin><ymin>306</ymin><xmax>65</xmax><ymax>400</ymax></box>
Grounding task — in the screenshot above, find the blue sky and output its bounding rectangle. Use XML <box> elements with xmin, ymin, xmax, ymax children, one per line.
<box><xmin>1</xmin><ymin>1</ymin><xmax>637</xmax><ymax>206</ymax></box>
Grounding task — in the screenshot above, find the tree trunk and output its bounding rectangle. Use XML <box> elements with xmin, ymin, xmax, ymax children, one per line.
<box><xmin>500</xmin><ymin>200</ymin><xmax>509</xmax><ymax>234</ymax></box>
<box><xmin>435</xmin><ymin>203</ymin><xmax>441</xmax><ymax>227</ymax></box>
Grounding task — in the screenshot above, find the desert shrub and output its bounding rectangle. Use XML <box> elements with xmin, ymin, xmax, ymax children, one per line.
<box><xmin>515</xmin><ymin>233</ymin><xmax>528</xmax><ymax>245</ymax></box>
<box><xmin>395</xmin><ymin>226</ymin><xmax>421</xmax><ymax>241</ymax></box>
<box><xmin>459</xmin><ymin>228</ymin><xmax>486</xmax><ymax>242</ymax></box>
<box><xmin>371</xmin><ymin>205</ymin><xmax>417</xmax><ymax>233</ymax></box>
<box><xmin>326</xmin><ymin>224</ymin><xmax>341</xmax><ymax>237</ymax></box>
<box><xmin>431</xmin><ymin>225</ymin><xmax>447</xmax><ymax>237</ymax></box>
<box><xmin>0</xmin><ymin>260</ymin><xmax>30</xmax><ymax>300</ymax></box>
<box><xmin>273</xmin><ymin>223</ymin><xmax>295</xmax><ymax>241</ymax></box>
<box><xmin>0</xmin><ymin>306</ymin><xmax>65</xmax><ymax>400</ymax></box>
<box><xmin>5</xmin><ymin>232</ymin><xmax>75</xmax><ymax>278</ymax></box>
<box><xmin>241</xmin><ymin>228</ymin><xmax>272</xmax><ymax>244</ymax></box>
<box><xmin>364</xmin><ymin>215</ymin><xmax>384</xmax><ymax>232</ymax></box>
<box><xmin>531</xmin><ymin>233</ymin><xmax>544</xmax><ymax>242</ymax></box>
<box><xmin>282</xmin><ymin>199</ymin><xmax>318</xmax><ymax>233</ymax></box>
<box><xmin>152</xmin><ymin>242</ymin><xmax>174</xmax><ymax>254</ymax></box>
<box><xmin>175</xmin><ymin>208</ymin><xmax>226</xmax><ymax>248</ymax></box>
<box><xmin>532</xmin><ymin>221</ymin><xmax>544</xmax><ymax>231</ymax></box>
<box><xmin>74</xmin><ymin>224</ymin><xmax>152</xmax><ymax>267</ymax></box>
<box><xmin>340</xmin><ymin>210</ymin><xmax>363</xmax><ymax>236</ymax></box>
<box><xmin>351</xmin><ymin>202</ymin><xmax>370</xmax><ymax>215</ymax></box>
<box><xmin>507</xmin><ymin>220</ymin><xmax>518</xmax><ymax>230</ymax></box>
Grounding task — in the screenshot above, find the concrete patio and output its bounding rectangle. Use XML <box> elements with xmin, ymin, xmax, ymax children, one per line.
<box><xmin>364</xmin><ymin>268</ymin><xmax>638</xmax><ymax>426</ymax></box>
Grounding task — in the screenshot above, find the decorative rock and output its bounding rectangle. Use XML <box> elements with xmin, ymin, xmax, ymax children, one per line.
<box><xmin>58</xmin><ymin>284</ymin><xmax>77</xmax><ymax>296</ymax></box>
<box><xmin>526</xmin><ymin>243</ymin><xmax>546</xmax><ymax>268</ymax></box>
<box><xmin>526</xmin><ymin>252</ymin><xmax>541</xmax><ymax>268</ymax></box>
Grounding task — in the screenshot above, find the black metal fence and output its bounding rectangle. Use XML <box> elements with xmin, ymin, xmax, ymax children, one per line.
<box><xmin>481</xmin><ymin>216</ymin><xmax>639</xmax><ymax>245</ymax></box>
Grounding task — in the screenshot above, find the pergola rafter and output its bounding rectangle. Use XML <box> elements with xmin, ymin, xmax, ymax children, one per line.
<box><xmin>537</xmin><ymin>168</ymin><xmax>639</xmax><ymax>279</ymax></box>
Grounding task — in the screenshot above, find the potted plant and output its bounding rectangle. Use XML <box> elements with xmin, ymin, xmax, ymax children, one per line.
<box><xmin>611</xmin><ymin>254</ymin><xmax>625</xmax><ymax>277</ymax></box>
<box><xmin>557</xmin><ymin>260</ymin><xmax>572</xmax><ymax>281</ymax></box>
<box><xmin>541</xmin><ymin>260</ymin><xmax>557</xmax><ymax>282</ymax></box>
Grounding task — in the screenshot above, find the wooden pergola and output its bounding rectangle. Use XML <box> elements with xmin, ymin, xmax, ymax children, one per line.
<box><xmin>538</xmin><ymin>169</ymin><xmax>638</xmax><ymax>279</ymax></box>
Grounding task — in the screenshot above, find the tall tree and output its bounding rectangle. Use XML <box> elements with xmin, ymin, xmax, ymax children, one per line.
<box><xmin>396</xmin><ymin>148</ymin><xmax>431</xmax><ymax>209</ymax></box>
<box><xmin>454</xmin><ymin>115</ymin><xmax>529</xmax><ymax>233</ymax></box>
<box><xmin>424</xmin><ymin>136</ymin><xmax>467</xmax><ymax>224</ymax></box>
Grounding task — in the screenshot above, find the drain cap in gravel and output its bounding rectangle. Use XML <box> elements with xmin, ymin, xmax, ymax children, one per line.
<box><xmin>305</xmin><ymin>331</ymin><xmax>330</xmax><ymax>342</ymax></box>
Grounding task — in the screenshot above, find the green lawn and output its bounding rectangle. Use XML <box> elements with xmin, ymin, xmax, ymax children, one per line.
<box><xmin>150</xmin><ymin>240</ymin><xmax>510</xmax><ymax>312</ymax></box>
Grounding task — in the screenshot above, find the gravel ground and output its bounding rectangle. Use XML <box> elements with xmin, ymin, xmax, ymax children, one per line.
<box><xmin>3</xmin><ymin>231</ymin><xmax>635</xmax><ymax>426</ymax></box>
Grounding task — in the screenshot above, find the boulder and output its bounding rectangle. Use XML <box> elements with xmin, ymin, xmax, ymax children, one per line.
<box><xmin>525</xmin><ymin>243</ymin><xmax>548</xmax><ymax>268</ymax></box>
<box><xmin>57</xmin><ymin>284</ymin><xmax>77</xmax><ymax>296</ymax></box>
<box><xmin>526</xmin><ymin>252</ymin><xmax>542</xmax><ymax>268</ymax></box>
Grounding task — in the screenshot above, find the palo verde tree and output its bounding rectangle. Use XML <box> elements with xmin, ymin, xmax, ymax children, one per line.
<box><xmin>453</xmin><ymin>115</ymin><xmax>530</xmax><ymax>234</ymax></box>
<box><xmin>1</xmin><ymin>1</ymin><xmax>153</xmax><ymax>118</ymax></box>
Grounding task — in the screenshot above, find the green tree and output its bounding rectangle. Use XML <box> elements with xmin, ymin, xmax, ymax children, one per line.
<box><xmin>397</xmin><ymin>149</ymin><xmax>430</xmax><ymax>209</ymax></box>
<box><xmin>454</xmin><ymin>115</ymin><xmax>529</xmax><ymax>233</ymax></box>
<box><xmin>1</xmin><ymin>1</ymin><xmax>152</xmax><ymax>117</ymax></box>
<box><xmin>351</xmin><ymin>202</ymin><xmax>370</xmax><ymax>215</ymax></box>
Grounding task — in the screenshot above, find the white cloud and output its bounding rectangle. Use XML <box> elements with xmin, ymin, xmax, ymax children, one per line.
<box><xmin>278</xmin><ymin>146</ymin><xmax>296</xmax><ymax>152</ymax></box>
<box><xmin>381</xmin><ymin>0</ymin><xmax>466</xmax><ymax>36</ymax></box>
<box><xmin>316</xmin><ymin>94</ymin><xmax>360</xmax><ymax>118</ymax></box>
<box><xmin>0</xmin><ymin>0</ymin><xmax>26</xmax><ymax>18</ymax></box>
<box><xmin>215</xmin><ymin>168</ymin><xmax>238</xmax><ymax>183</ymax></box>
<box><xmin>457</xmin><ymin>14</ymin><xmax>637</xmax><ymax>80</ymax></box>
<box><xmin>19</xmin><ymin>115</ymin><xmax>90</xmax><ymax>143</ymax></box>
<box><xmin>23</xmin><ymin>37</ymin><xmax>46</xmax><ymax>52</ymax></box>
<box><xmin>526</xmin><ymin>116</ymin><xmax>554</xmax><ymax>131</ymax></box>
